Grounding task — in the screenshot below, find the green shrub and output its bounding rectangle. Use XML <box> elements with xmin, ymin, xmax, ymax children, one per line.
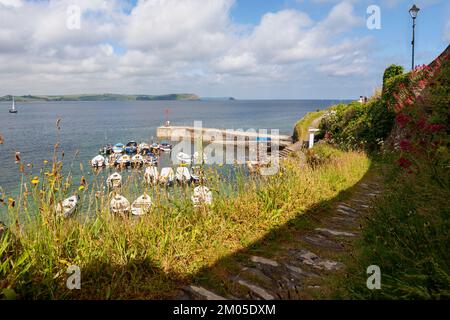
<box><xmin>382</xmin><ymin>64</ymin><xmax>404</xmax><ymax>93</ymax></box>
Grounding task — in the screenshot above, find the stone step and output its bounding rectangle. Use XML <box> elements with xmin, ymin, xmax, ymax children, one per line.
<box><xmin>293</xmin><ymin>249</ymin><xmax>344</xmax><ymax>271</ymax></box>
<box><xmin>315</xmin><ymin>228</ymin><xmax>356</xmax><ymax>237</ymax></box>
<box><xmin>234</xmin><ymin>278</ymin><xmax>276</xmax><ymax>300</ymax></box>
<box><xmin>250</xmin><ymin>255</ymin><xmax>280</xmax><ymax>267</ymax></box>
<box><xmin>302</xmin><ymin>234</ymin><xmax>344</xmax><ymax>250</ymax></box>
<box><xmin>182</xmin><ymin>285</ymin><xmax>227</xmax><ymax>300</ymax></box>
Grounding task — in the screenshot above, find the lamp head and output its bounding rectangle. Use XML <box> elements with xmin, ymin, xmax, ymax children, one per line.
<box><xmin>409</xmin><ymin>4</ymin><xmax>420</xmax><ymax>19</ymax></box>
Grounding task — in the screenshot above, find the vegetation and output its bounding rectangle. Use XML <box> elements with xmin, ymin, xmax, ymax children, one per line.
<box><xmin>0</xmin><ymin>93</ymin><xmax>200</xmax><ymax>102</ymax></box>
<box><xmin>0</xmin><ymin>141</ymin><xmax>369</xmax><ymax>299</ymax></box>
<box><xmin>323</xmin><ymin>47</ymin><xmax>450</xmax><ymax>299</ymax></box>
<box><xmin>292</xmin><ymin>110</ymin><xmax>326</xmax><ymax>142</ymax></box>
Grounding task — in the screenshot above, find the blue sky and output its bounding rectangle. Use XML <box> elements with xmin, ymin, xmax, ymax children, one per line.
<box><xmin>0</xmin><ymin>0</ymin><xmax>448</xmax><ymax>99</ymax></box>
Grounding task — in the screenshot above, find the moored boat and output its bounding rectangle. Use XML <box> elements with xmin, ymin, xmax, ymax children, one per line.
<box><xmin>159</xmin><ymin>142</ymin><xmax>172</xmax><ymax>152</ymax></box>
<box><xmin>115</xmin><ymin>154</ymin><xmax>131</xmax><ymax>167</ymax></box>
<box><xmin>125</xmin><ymin>141</ymin><xmax>138</xmax><ymax>154</ymax></box>
<box><xmin>159</xmin><ymin>167</ymin><xmax>174</xmax><ymax>185</ymax></box>
<box><xmin>191</xmin><ymin>186</ymin><xmax>213</xmax><ymax>207</ymax></box>
<box><xmin>99</xmin><ymin>144</ymin><xmax>113</xmax><ymax>155</ymax></box>
<box><xmin>176</xmin><ymin>152</ymin><xmax>192</xmax><ymax>165</ymax></box>
<box><xmin>107</xmin><ymin>172</ymin><xmax>122</xmax><ymax>189</ymax></box>
<box><xmin>110</xmin><ymin>194</ymin><xmax>131</xmax><ymax>215</ymax></box>
<box><xmin>131</xmin><ymin>154</ymin><xmax>144</xmax><ymax>166</ymax></box>
<box><xmin>91</xmin><ymin>155</ymin><xmax>107</xmax><ymax>168</ymax></box>
<box><xmin>175</xmin><ymin>166</ymin><xmax>192</xmax><ymax>184</ymax></box>
<box><xmin>138</xmin><ymin>142</ymin><xmax>150</xmax><ymax>154</ymax></box>
<box><xmin>113</xmin><ymin>143</ymin><xmax>125</xmax><ymax>154</ymax></box>
<box><xmin>9</xmin><ymin>97</ymin><xmax>18</xmax><ymax>114</ymax></box>
<box><xmin>131</xmin><ymin>194</ymin><xmax>152</xmax><ymax>216</ymax></box>
<box><xmin>144</xmin><ymin>166</ymin><xmax>159</xmax><ymax>184</ymax></box>
<box><xmin>56</xmin><ymin>195</ymin><xmax>78</xmax><ymax>217</ymax></box>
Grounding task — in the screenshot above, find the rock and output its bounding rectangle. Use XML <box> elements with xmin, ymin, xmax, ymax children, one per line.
<box><xmin>285</xmin><ymin>264</ymin><xmax>318</xmax><ymax>278</ymax></box>
<box><xmin>302</xmin><ymin>234</ymin><xmax>343</xmax><ymax>250</ymax></box>
<box><xmin>293</xmin><ymin>249</ymin><xmax>343</xmax><ymax>271</ymax></box>
<box><xmin>315</xmin><ymin>228</ymin><xmax>356</xmax><ymax>237</ymax></box>
<box><xmin>250</xmin><ymin>255</ymin><xmax>280</xmax><ymax>267</ymax></box>
<box><xmin>183</xmin><ymin>285</ymin><xmax>227</xmax><ymax>300</ymax></box>
<box><xmin>236</xmin><ymin>278</ymin><xmax>275</xmax><ymax>300</ymax></box>
<box><xmin>241</xmin><ymin>267</ymin><xmax>275</xmax><ymax>285</ymax></box>
<box><xmin>337</xmin><ymin>204</ymin><xmax>356</xmax><ymax>213</ymax></box>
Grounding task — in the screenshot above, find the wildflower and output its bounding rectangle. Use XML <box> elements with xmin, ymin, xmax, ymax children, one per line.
<box><xmin>31</xmin><ymin>177</ymin><xmax>40</xmax><ymax>185</ymax></box>
<box><xmin>78</xmin><ymin>186</ymin><xmax>85</xmax><ymax>191</ymax></box>
<box><xmin>8</xmin><ymin>198</ymin><xmax>15</xmax><ymax>207</ymax></box>
<box><xmin>399</xmin><ymin>140</ymin><xmax>412</xmax><ymax>152</ymax></box>
<box><xmin>397</xmin><ymin>157</ymin><xmax>412</xmax><ymax>169</ymax></box>
<box><xmin>43</xmin><ymin>160</ymin><xmax>49</xmax><ymax>165</ymax></box>
<box><xmin>80</xmin><ymin>176</ymin><xmax>86</xmax><ymax>186</ymax></box>
<box><xmin>395</xmin><ymin>114</ymin><xmax>411</xmax><ymax>128</ymax></box>
<box><xmin>426</xmin><ymin>123</ymin><xmax>445</xmax><ymax>133</ymax></box>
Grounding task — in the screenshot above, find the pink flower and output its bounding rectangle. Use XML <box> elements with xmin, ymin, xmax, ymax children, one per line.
<box><xmin>397</xmin><ymin>157</ymin><xmax>412</xmax><ymax>169</ymax></box>
<box><xmin>396</xmin><ymin>114</ymin><xmax>411</xmax><ymax>128</ymax></box>
<box><xmin>399</xmin><ymin>140</ymin><xmax>412</xmax><ymax>152</ymax></box>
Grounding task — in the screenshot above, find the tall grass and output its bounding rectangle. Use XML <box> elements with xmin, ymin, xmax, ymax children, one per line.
<box><xmin>0</xmin><ymin>145</ymin><xmax>369</xmax><ymax>299</ymax></box>
<box><xmin>333</xmin><ymin>156</ymin><xmax>450</xmax><ymax>299</ymax></box>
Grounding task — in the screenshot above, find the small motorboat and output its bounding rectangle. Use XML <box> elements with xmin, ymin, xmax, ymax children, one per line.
<box><xmin>176</xmin><ymin>152</ymin><xmax>192</xmax><ymax>165</ymax></box>
<box><xmin>99</xmin><ymin>144</ymin><xmax>113</xmax><ymax>155</ymax></box>
<box><xmin>113</xmin><ymin>143</ymin><xmax>125</xmax><ymax>154</ymax></box>
<box><xmin>9</xmin><ymin>96</ymin><xmax>18</xmax><ymax>114</ymax></box>
<box><xmin>175</xmin><ymin>166</ymin><xmax>192</xmax><ymax>184</ymax></box>
<box><xmin>159</xmin><ymin>142</ymin><xmax>172</xmax><ymax>152</ymax></box>
<box><xmin>131</xmin><ymin>154</ymin><xmax>144</xmax><ymax>166</ymax></box>
<box><xmin>107</xmin><ymin>154</ymin><xmax>118</xmax><ymax>167</ymax></box>
<box><xmin>125</xmin><ymin>141</ymin><xmax>138</xmax><ymax>154</ymax></box>
<box><xmin>191</xmin><ymin>186</ymin><xmax>213</xmax><ymax>207</ymax></box>
<box><xmin>110</xmin><ymin>194</ymin><xmax>131</xmax><ymax>215</ymax></box>
<box><xmin>144</xmin><ymin>153</ymin><xmax>158</xmax><ymax>166</ymax></box>
<box><xmin>115</xmin><ymin>154</ymin><xmax>131</xmax><ymax>167</ymax></box>
<box><xmin>144</xmin><ymin>166</ymin><xmax>159</xmax><ymax>184</ymax></box>
<box><xmin>107</xmin><ymin>172</ymin><xmax>122</xmax><ymax>189</ymax></box>
<box><xmin>56</xmin><ymin>195</ymin><xmax>78</xmax><ymax>217</ymax></box>
<box><xmin>159</xmin><ymin>167</ymin><xmax>175</xmax><ymax>185</ymax></box>
<box><xmin>91</xmin><ymin>155</ymin><xmax>108</xmax><ymax>168</ymax></box>
<box><xmin>193</xmin><ymin>152</ymin><xmax>208</xmax><ymax>164</ymax></box>
<box><xmin>138</xmin><ymin>142</ymin><xmax>150</xmax><ymax>154</ymax></box>
<box><xmin>131</xmin><ymin>194</ymin><xmax>152</xmax><ymax>216</ymax></box>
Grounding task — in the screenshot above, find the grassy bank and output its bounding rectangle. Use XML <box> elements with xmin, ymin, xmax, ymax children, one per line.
<box><xmin>0</xmin><ymin>146</ymin><xmax>369</xmax><ymax>299</ymax></box>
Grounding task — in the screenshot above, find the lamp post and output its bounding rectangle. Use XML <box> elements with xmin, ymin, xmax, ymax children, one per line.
<box><xmin>409</xmin><ymin>4</ymin><xmax>420</xmax><ymax>70</ymax></box>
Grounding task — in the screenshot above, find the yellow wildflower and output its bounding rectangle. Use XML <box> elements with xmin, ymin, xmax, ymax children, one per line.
<box><xmin>31</xmin><ymin>177</ymin><xmax>40</xmax><ymax>185</ymax></box>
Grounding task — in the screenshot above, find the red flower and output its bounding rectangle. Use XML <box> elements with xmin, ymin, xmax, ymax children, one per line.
<box><xmin>426</xmin><ymin>124</ymin><xmax>445</xmax><ymax>133</ymax></box>
<box><xmin>396</xmin><ymin>114</ymin><xmax>411</xmax><ymax>128</ymax></box>
<box><xmin>399</xmin><ymin>140</ymin><xmax>412</xmax><ymax>152</ymax></box>
<box><xmin>397</xmin><ymin>157</ymin><xmax>412</xmax><ymax>169</ymax></box>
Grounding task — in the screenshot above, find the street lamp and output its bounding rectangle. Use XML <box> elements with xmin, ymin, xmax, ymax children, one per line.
<box><xmin>409</xmin><ymin>4</ymin><xmax>420</xmax><ymax>70</ymax></box>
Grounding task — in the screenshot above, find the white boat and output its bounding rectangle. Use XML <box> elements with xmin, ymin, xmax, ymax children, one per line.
<box><xmin>191</xmin><ymin>186</ymin><xmax>213</xmax><ymax>207</ymax></box>
<box><xmin>113</xmin><ymin>143</ymin><xmax>125</xmax><ymax>154</ymax></box>
<box><xmin>131</xmin><ymin>194</ymin><xmax>152</xmax><ymax>216</ymax></box>
<box><xmin>144</xmin><ymin>166</ymin><xmax>159</xmax><ymax>184</ymax></box>
<box><xmin>110</xmin><ymin>194</ymin><xmax>131</xmax><ymax>215</ymax></box>
<box><xmin>9</xmin><ymin>96</ymin><xmax>18</xmax><ymax>114</ymax></box>
<box><xmin>159</xmin><ymin>167</ymin><xmax>174</xmax><ymax>184</ymax></box>
<box><xmin>131</xmin><ymin>154</ymin><xmax>144</xmax><ymax>166</ymax></box>
<box><xmin>91</xmin><ymin>155</ymin><xmax>107</xmax><ymax>167</ymax></box>
<box><xmin>138</xmin><ymin>143</ymin><xmax>150</xmax><ymax>154</ymax></box>
<box><xmin>107</xmin><ymin>172</ymin><xmax>122</xmax><ymax>189</ymax></box>
<box><xmin>193</xmin><ymin>152</ymin><xmax>208</xmax><ymax>164</ymax></box>
<box><xmin>176</xmin><ymin>166</ymin><xmax>191</xmax><ymax>183</ymax></box>
<box><xmin>115</xmin><ymin>154</ymin><xmax>131</xmax><ymax>166</ymax></box>
<box><xmin>159</xmin><ymin>142</ymin><xmax>172</xmax><ymax>152</ymax></box>
<box><xmin>176</xmin><ymin>152</ymin><xmax>192</xmax><ymax>164</ymax></box>
<box><xmin>55</xmin><ymin>196</ymin><xmax>78</xmax><ymax>217</ymax></box>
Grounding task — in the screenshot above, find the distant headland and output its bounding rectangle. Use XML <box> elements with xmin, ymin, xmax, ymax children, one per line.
<box><xmin>0</xmin><ymin>93</ymin><xmax>201</xmax><ymax>102</ymax></box>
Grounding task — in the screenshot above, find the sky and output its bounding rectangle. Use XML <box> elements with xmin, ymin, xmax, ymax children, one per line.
<box><xmin>0</xmin><ymin>0</ymin><xmax>448</xmax><ymax>99</ymax></box>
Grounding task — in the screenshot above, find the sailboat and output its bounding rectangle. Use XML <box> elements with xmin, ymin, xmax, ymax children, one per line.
<box><xmin>9</xmin><ymin>97</ymin><xmax>18</xmax><ymax>113</ymax></box>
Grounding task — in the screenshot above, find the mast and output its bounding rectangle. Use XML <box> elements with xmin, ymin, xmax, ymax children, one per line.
<box><xmin>12</xmin><ymin>96</ymin><xmax>15</xmax><ymax>111</ymax></box>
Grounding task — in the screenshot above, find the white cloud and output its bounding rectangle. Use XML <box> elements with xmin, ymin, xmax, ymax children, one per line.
<box><xmin>0</xmin><ymin>0</ymin><xmax>388</xmax><ymax>97</ymax></box>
